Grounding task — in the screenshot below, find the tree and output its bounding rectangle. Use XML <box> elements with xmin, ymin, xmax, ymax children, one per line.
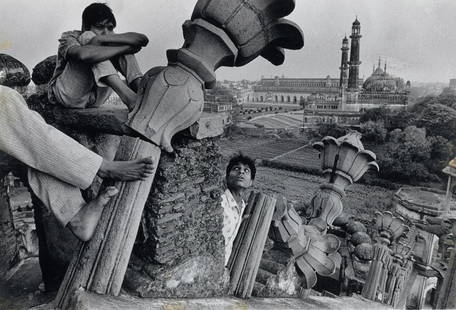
<box><xmin>427</xmin><ymin>135</ymin><xmax>456</xmax><ymax>177</ymax></box>
<box><xmin>317</xmin><ymin>123</ymin><xmax>348</xmax><ymax>138</ymax></box>
<box><xmin>359</xmin><ymin>121</ymin><xmax>387</xmax><ymax>143</ymax></box>
<box><xmin>359</xmin><ymin>106</ymin><xmax>391</xmax><ymax>124</ymax></box>
<box><xmin>389</xmin><ymin>110</ymin><xmax>417</xmax><ymax>130</ymax></box>
<box><xmin>437</xmin><ymin>93</ymin><xmax>456</xmax><ymax>110</ymax></box>
<box><xmin>416</xmin><ymin>103</ymin><xmax>456</xmax><ymax>141</ymax></box>
<box><xmin>379</xmin><ymin>126</ymin><xmax>436</xmax><ymax>183</ymax></box>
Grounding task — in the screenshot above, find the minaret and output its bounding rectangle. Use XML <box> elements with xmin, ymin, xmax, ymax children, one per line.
<box><xmin>339</xmin><ymin>35</ymin><xmax>349</xmax><ymax>88</ymax></box>
<box><xmin>348</xmin><ymin>17</ymin><xmax>362</xmax><ymax>89</ymax></box>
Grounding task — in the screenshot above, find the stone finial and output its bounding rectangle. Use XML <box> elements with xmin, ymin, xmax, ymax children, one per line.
<box><xmin>309</xmin><ymin>132</ymin><xmax>379</xmax><ymax>227</ymax></box>
<box><xmin>191</xmin><ymin>0</ymin><xmax>304</xmax><ymax>66</ymax></box>
<box><xmin>127</xmin><ymin>0</ymin><xmax>304</xmax><ymax>152</ymax></box>
<box><xmin>373</xmin><ymin>211</ymin><xmax>409</xmax><ymax>244</ymax></box>
<box><xmin>313</xmin><ymin>131</ymin><xmax>379</xmax><ymax>186</ymax></box>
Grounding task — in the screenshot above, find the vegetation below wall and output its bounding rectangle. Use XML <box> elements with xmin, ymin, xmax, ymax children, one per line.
<box><xmin>316</xmin><ymin>93</ymin><xmax>456</xmax><ymax>185</ymax></box>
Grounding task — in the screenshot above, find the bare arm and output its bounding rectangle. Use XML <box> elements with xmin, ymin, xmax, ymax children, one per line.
<box><xmin>90</xmin><ymin>32</ymin><xmax>149</xmax><ymax>47</ymax></box>
<box><xmin>67</xmin><ymin>44</ymin><xmax>140</xmax><ymax>64</ymax></box>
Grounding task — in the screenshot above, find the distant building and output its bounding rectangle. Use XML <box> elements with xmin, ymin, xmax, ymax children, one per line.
<box><xmin>451</xmin><ymin>79</ymin><xmax>456</xmax><ymax>90</ymax></box>
<box><xmin>441</xmin><ymin>79</ymin><xmax>456</xmax><ymax>96</ymax></box>
<box><xmin>250</xmin><ymin>75</ymin><xmax>347</xmax><ymax>104</ymax></box>
<box><xmin>203</xmin><ymin>92</ymin><xmax>233</xmax><ymax>113</ymax></box>
<box><xmin>250</xmin><ymin>18</ymin><xmax>411</xmax><ymax>127</ymax></box>
<box><xmin>202</xmin><ymin>87</ymin><xmax>235</xmax><ymax>127</ymax></box>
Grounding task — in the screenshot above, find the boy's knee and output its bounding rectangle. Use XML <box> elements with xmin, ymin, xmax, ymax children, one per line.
<box><xmin>79</xmin><ymin>31</ymin><xmax>97</xmax><ymax>45</ymax></box>
<box><xmin>0</xmin><ymin>86</ymin><xmax>26</xmax><ymax>111</ymax></box>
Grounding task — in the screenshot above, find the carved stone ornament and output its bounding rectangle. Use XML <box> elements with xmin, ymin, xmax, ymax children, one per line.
<box><xmin>362</xmin><ymin>212</ymin><xmax>410</xmax><ymax>302</ymax></box>
<box><xmin>268</xmin><ymin>198</ymin><xmax>340</xmax><ymax>289</ymax></box>
<box><xmin>309</xmin><ymin>131</ymin><xmax>379</xmax><ymax>226</ymax></box>
<box><xmin>127</xmin><ymin>0</ymin><xmax>304</xmax><ymax>152</ymax></box>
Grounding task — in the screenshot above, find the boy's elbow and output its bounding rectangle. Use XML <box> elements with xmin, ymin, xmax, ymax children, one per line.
<box><xmin>74</xmin><ymin>52</ymin><xmax>96</xmax><ymax>64</ymax></box>
<box><xmin>68</xmin><ymin>47</ymin><xmax>95</xmax><ymax>63</ymax></box>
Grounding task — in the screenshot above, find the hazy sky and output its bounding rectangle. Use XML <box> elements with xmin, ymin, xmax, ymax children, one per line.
<box><xmin>0</xmin><ymin>0</ymin><xmax>455</xmax><ymax>83</ymax></box>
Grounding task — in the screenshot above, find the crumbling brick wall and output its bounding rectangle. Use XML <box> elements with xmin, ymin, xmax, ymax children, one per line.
<box><xmin>127</xmin><ymin>135</ymin><xmax>226</xmax><ymax>297</ymax></box>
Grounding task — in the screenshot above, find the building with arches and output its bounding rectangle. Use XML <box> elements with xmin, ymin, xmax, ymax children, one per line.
<box><xmin>250</xmin><ymin>18</ymin><xmax>411</xmax><ymax>128</ymax></box>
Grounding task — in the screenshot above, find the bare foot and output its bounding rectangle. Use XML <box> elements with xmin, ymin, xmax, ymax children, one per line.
<box><xmin>68</xmin><ymin>186</ymin><xmax>119</xmax><ymax>241</ymax></box>
<box><xmin>97</xmin><ymin>157</ymin><xmax>154</xmax><ymax>181</ymax></box>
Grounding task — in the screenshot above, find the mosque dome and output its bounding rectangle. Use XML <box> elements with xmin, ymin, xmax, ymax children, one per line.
<box><xmin>362</xmin><ymin>61</ymin><xmax>405</xmax><ymax>92</ymax></box>
<box><xmin>0</xmin><ymin>53</ymin><xmax>31</xmax><ymax>87</ymax></box>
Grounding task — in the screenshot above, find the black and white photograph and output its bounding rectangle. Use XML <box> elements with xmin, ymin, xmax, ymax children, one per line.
<box><xmin>0</xmin><ymin>0</ymin><xmax>455</xmax><ymax>309</ymax></box>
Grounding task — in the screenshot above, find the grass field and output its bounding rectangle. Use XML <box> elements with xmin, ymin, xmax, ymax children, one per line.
<box><xmin>220</xmin><ymin>136</ymin><xmax>307</xmax><ymax>161</ymax></box>
<box><xmin>249</xmin><ymin>112</ymin><xmax>304</xmax><ymax>128</ymax></box>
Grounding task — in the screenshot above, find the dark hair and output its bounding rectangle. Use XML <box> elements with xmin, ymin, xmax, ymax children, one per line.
<box><xmin>82</xmin><ymin>3</ymin><xmax>116</xmax><ymax>30</ymax></box>
<box><xmin>226</xmin><ymin>153</ymin><xmax>256</xmax><ymax>180</ymax></box>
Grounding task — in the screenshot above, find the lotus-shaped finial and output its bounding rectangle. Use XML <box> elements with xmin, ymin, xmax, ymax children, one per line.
<box><xmin>192</xmin><ymin>0</ymin><xmax>304</xmax><ymax>66</ymax></box>
<box><xmin>313</xmin><ymin>131</ymin><xmax>379</xmax><ymax>186</ymax></box>
<box><xmin>374</xmin><ymin>211</ymin><xmax>409</xmax><ymax>243</ymax></box>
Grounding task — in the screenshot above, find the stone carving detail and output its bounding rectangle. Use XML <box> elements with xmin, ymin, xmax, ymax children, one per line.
<box><xmin>361</xmin><ymin>211</ymin><xmax>410</xmax><ymax>303</ymax></box>
<box><xmin>385</xmin><ymin>242</ymin><xmax>414</xmax><ymax>307</ymax></box>
<box><xmin>127</xmin><ymin>0</ymin><xmax>304</xmax><ymax>152</ymax></box>
<box><xmin>264</xmin><ymin>197</ymin><xmax>340</xmax><ymax>290</ymax></box>
<box><xmin>310</xmin><ymin>131</ymin><xmax>379</xmax><ymax>226</ymax></box>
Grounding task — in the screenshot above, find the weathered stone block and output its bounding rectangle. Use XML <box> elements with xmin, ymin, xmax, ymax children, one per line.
<box><xmin>124</xmin><ymin>256</ymin><xmax>226</xmax><ymax>298</ymax></box>
<box><xmin>131</xmin><ymin>136</ymin><xmax>225</xmax><ymax>297</ymax></box>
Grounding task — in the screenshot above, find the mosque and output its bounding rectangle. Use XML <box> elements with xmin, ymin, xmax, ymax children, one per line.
<box><xmin>250</xmin><ymin>18</ymin><xmax>411</xmax><ymax>127</ymax></box>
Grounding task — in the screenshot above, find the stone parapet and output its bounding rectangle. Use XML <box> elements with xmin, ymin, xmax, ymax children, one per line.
<box><xmin>126</xmin><ymin>135</ymin><xmax>226</xmax><ymax>297</ymax></box>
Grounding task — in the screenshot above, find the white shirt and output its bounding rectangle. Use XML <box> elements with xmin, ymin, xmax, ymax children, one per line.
<box><xmin>221</xmin><ymin>189</ymin><xmax>246</xmax><ymax>265</ymax></box>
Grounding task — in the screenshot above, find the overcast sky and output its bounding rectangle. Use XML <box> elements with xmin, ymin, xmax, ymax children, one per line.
<box><xmin>0</xmin><ymin>0</ymin><xmax>455</xmax><ymax>83</ymax></box>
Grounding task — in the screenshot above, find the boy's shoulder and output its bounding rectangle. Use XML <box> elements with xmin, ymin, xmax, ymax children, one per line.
<box><xmin>59</xmin><ymin>30</ymin><xmax>83</xmax><ymax>41</ymax></box>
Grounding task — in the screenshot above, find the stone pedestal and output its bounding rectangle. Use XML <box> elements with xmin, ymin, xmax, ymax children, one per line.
<box><xmin>124</xmin><ymin>136</ymin><xmax>226</xmax><ymax>298</ymax></box>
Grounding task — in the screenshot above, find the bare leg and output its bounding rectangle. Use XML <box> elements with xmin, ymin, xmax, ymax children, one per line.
<box><xmin>97</xmin><ymin>157</ymin><xmax>154</xmax><ymax>181</ymax></box>
<box><xmin>100</xmin><ymin>74</ymin><xmax>138</xmax><ymax>111</ymax></box>
<box><xmin>68</xmin><ymin>186</ymin><xmax>119</xmax><ymax>241</ymax></box>
<box><xmin>69</xmin><ymin>157</ymin><xmax>154</xmax><ymax>241</ymax></box>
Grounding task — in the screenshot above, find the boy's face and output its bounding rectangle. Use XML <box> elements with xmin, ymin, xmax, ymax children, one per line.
<box><xmin>226</xmin><ymin>163</ymin><xmax>253</xmax><ymax>191</ymax></box>
<box><xmin>90</xmin><ymin>19</ymin><xmax>114</xmax><ymax>36</ymax></box>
